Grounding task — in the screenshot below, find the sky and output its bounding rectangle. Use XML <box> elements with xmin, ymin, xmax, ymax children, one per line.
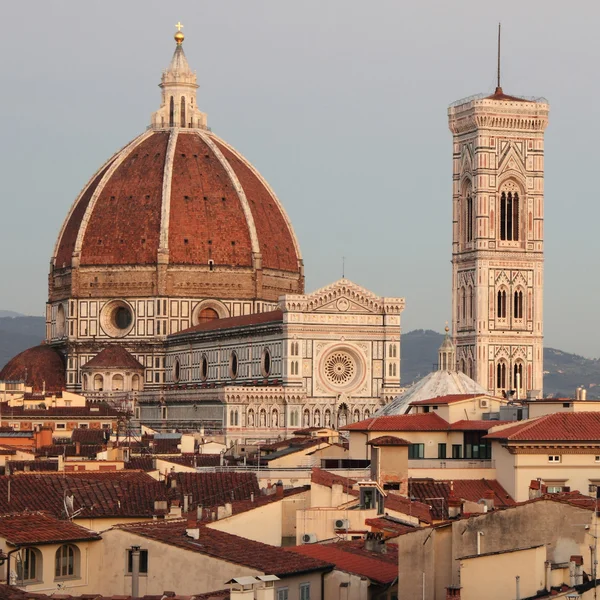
<box><xmin>0</xmin><ymin>1</ymin><xmax>599</xmax><ymax>358</ymax></box>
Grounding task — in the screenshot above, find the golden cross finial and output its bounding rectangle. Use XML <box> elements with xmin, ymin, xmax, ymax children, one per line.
<box><xmin>175</xmin><ymin>21</ymin><xmax>184</xmax><ymax>32</ymax></box>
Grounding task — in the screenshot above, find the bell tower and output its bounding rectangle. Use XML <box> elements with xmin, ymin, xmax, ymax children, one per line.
<box><xmin>447</xmin><ymin>50</ymin><xmax>549</xmax><ymax>398</ymax></box>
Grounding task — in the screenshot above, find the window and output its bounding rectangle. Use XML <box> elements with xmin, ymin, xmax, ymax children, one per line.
<box><xmin>127</xmin><ymin>549</ymin><xmax>148</xmax><ymax>575</ymax></box>
<box><xmin>514</xmin><ymin>290</ymin><xmax>524</xmax><ymax>319</ymax></box>
<box><xmin>408</xmin><ymin>444</ymin><xmax>425</xmax><ymax>459</ymax></box>
<box><xmin>500</xmin><ymin>190</ymin><xmax>519</xmax><ymax>241</ymax></box>
<box><xmin>464</xmin><ymin>431</ymin><xmax>492</xmax><ymax>460</ymax></box>
<box><xmin>497</xmin><ymin>290</ymin><xmax>507</xmax><ymax>319</ymax></box>
<box><xmin>174</xmin><ymin>359</ymin><xmax>181</xmax><ymax>382</ymax></box>
<box><xmin>17</xmin><ymin>548</ymin><xmax>41</xmax><ymax>583</ymax></box>
<box><xmin>548</xmin><ymin>455</ymin><xmax>561</xmax><ymax>463</ymax></box>
<box><xmin>78</xmin><ymin>423</ymin><xmax>89</xmax><ymax>429</ymax></box>
<box><xmin>277</xmin><ymin>589</ymin><xmax>289</xmax><ymax>600</ymax></box>
<box><xmin>161</xmin><ymin>406</ymin><xmax>167</xmax><ymax>420</ymax></box>
<box><xmin>452</xmin><ymin>444</ymin><xmax>463</xmax><ymax>459</ymax></box>
<box><xmin>262</xmin><ymin>348</ymin><xmax>271</xmax><ymax>377</ymax></box>
<box><xmin>496</xmin><ymin>362</ymin><xmax>507</xmax><ymax>390</ymax></box>
<box><xmin>466</xmin><ymin>194</ymin><xmax>474</xmax><ymax>242</ymax></box>
<box><xmin>595</xmin><ymin>456</ymin><xmax>600</xmax><ymax>463</ymax></box>
<box><xmin>438</xmin><ymin>443</ymin><xmax>447</xmax><ymax>459</ymax></box>
<box><xmin>546</xmin><ymin>485</ymin><xmax>564</xmax><ymax>494</ymax></box>
<box><xmin>300</xmin><ymin>583</ymin><xmax>311</xmax><ymax>600</ymax></box>
<box><xmin>180</xmin><ymin>95</ymin><xmax>186</xmax><ymax>127</ymax></box>
<box><xmin>55</xmin><ymin>544</ymin><xmax>78</xmax><ymax>579</ymax></box>
<box><xmin>230</xmin><ymin>351</ymin><xmax>238</xmax><ymax>379</ymax></box>
<box><xmin>423</xmin><ymin>406</ymin><xmax>430</xmax><ymax>413</ymax></box>
<box><xmin>169</xmin><ymin>96</ymin><xmax>174</xmax><ymax>127</ymax></box>
<box><xmin>198</xmin><ymin>307</ymin><xmax>219</xmax><ymax>323</ymax></box>
<box><xmin>513</xmin><ymin>363</ymin><xmax>523</xmax><ymax>390</ymax></box>
<box><xmin>101</xmin><ymin>422</ymin><xmax>111</xmax><ymax>430</ymax></box>
<box><xmin>56</xmin><ymin>423</ymin><xmax>66</xmax><ymax>430</ymax></box>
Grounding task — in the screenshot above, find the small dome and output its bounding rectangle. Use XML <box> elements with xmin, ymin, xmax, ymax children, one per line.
<box><xmin>377</xmin><ymin>370</ymin><xmax>488</xmax><ymax>416</ymax></box>
<box><xmin>0</xmin><ymin>345</ymin><xmax>66</xmax><ymax>392</ymax></box>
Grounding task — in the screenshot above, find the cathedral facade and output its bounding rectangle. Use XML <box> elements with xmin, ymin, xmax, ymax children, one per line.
<box><xmin>448</xmin><ymin>86</ymin><xmax>549</xmax><ymax>399</ymax></box>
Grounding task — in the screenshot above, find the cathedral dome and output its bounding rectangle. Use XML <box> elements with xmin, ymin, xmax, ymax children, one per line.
<box><xmin>49</xmin><ymin>31</ymin><xmax>303</xmax><ymax>304</ymax></box>
<box><xmin>0</xmin><ymin>345</ymin><xmax>66</xmax><ymax>392</ymax></box>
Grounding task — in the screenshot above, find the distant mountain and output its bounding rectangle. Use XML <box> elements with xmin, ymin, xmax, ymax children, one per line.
<box><xmin>0</xmin><ymin>317</ymin><xmax>598</xmax><ymax>399</ymax></box>
<box><xmin>0</xmin><ymin>310</ymin><xmax>24</xmax><ymax>318</ymax></box>
<box><xmin>0</xmin><ymin>316</ymin><xmax>46</xmax><ymax>370</ymax></box>
<box><xmin>401</xmin><ymin>329</ymin><xmax>600</xmax><ymax>399</ymax></box>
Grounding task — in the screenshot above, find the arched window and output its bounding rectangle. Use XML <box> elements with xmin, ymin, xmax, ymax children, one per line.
<box><xmin>112</xmin><ymin>374</ymin><xmax>124</xmax><ymax>391</ymax></box>
<box><xmin>229</xmin><ymin>352</ymin><xmax>238</xmax><ymax>379</ymax></box>
<box><xmin>389</xmin><ymin>363</ymin><xmax>393</xmax><ymax>377</ymax></box>
<box><xmin>461</xmin><ymin>288</ymin><xmax>466</xmax><ymax>322</ymax></box>
<box><xmin>230</xmin><ymin>410</ymin><xmax>234</xmax><ymax>426</ymax></box>
<box><xmin>132</xmin><ymin>375</ymin><xmax>140</xmax><ymax>391</ymax></box>
<box><xmin>169</xmin><ymin>96</ymin><xmax>174</xmax><ymax>127</ymax></box>
<box><xmin>466</xmin><ymin>194</ymin><xmax>474</xmax><ymax>242</ymax></box>
<box><xmin>500</xmin><ymin>191</ymin><xmax>520</xmax><ymax>241</ymax></box>
<box><xmin>459</xmin><ymin>358</ymin><xmax>465</xmax><ymax>374</ymax></box>
<box><xmin>514</xmin><ymin>363</ymin><xmax>524</xmax><ymax>390</ymax></box>
<box><xmin>497</xmin><ymin>290</ymin><xmax>507</xmax><ymax>319</ymax></box>
<box><xmin>199</xmin><ymin>308</ymin><xmax>219</xmax><ymax>323</ymax></box>
<box><xmin>55</xmin><ymin>544</ymin><xmax>78</xmax><ymax>579</ymax></box>
<box><xmin>17</xmin><ymin>547</ymin><xmax>41</xmax><ymax>583</ymax></box>
<box><xmin>496</xmin><ymin>362</ymin><xmax>507</xmax><ymax>390</ymax></box>
<box><xmin>364</xmin><ymin>409</ymin><xmax>371</xmax><ymax>419</ymax></box>
<box><xmin>82</xmin><ymin>374</ymin><xmax>88</xmax><ymax>391</ymax></box>
<box><xmin>93</xmin><ymin>374</ymin><xmax>103</xmax><ymax>391</ymax></box>
<box><xmin>201</xmin><ymin>355</ymin><xmax>208</xmax><ymax>381</ymax></box>
<box><xmin>393</xmin><ymin>363</ymin><xmax>397</xmax><ymax>377</ymax></box>
<box><xmin>173</xmin><ymin>359</ymin><xmax>181</xmax><ymax>383</ymax></box>
<box><xmin>514</xmin><ymin>290</ymin><xmax>524</xmax><ymax>319</ymax></box>
<box><xmin>181</xmin><ymin>96</ymin><xmax>186</xmax><ymax>127</ymax></box>
<box><xmin>56</xmin><ymin>304</ymin><xmax>65</xmax><ymax>338</ymax></box>
<box><xmin>262</xmin><ymin>349</ymin><xmax>271</xmax><ymax>377</ymax></box>
<box><xmin>468</xmin><ymin>287</ymin><xmax>473</xmax><ymax>322</ymax></box>
<box><xmin>353</xmin><ymin>409</ymin><xmax>360</xmax><ymax>423</ymax></box>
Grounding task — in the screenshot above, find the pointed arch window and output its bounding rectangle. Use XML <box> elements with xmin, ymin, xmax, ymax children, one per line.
<box><xmin>514</xmin><ymin>363</ymin><xmax>523</xmax><ymax>390</ymax></box>
<box><xmin>497</xmin><ymin>290</ymin><xmax>507</xmax><ymax>319</ymax></box>
<box><xmin>461</xmin><ymin>288</ymin><xmax>466</xmax><ymax>322</ymax></box>
<box><xmin>514</xmin><ymin>290</ymin><xmax>524</xmax><ymax>319</ymax></box>
<box><xmin>169</xmin><ymin>96</ymin><xmax>175</xmax><ymax>127</ymax></box>
<box><xmin>500</xmin><ymin>191</ymin><xmax>520</xmax><ymax>241</ymax></box>
<box><xmin>466</xmin><ymin>195</ymin><xmax>474</xmax><ymax>242</ymax></box>
<box><xmin>496</xmin><ymin>362</ymin><xmax>507</xmax><ymax>390</ymax></box>
<box><xmin>181</xmin><ymin>96</ymin><xmax>186</xmax><ymax>128</ymax></box>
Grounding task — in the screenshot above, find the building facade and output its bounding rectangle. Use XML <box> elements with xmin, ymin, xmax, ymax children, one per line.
<box><xmin>448</xmin><ymin>86</ymin><xmax>549</xmax><ymax>398</ymax></box>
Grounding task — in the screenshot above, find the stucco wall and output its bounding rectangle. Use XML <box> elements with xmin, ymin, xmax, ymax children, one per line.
<box><xmin>296</xmin><ymin>508</ymin><xmax>377</xmax><ymax>544</ymax></box>
<box><xmin>459</xmin><ymin>546</ymin><xmax>546</xmax><ymax>600</ymax></box>
<box><xmin>325</xmin><ymin>570</ymin><xmax>369</xmax><ymax>600</ymax></box>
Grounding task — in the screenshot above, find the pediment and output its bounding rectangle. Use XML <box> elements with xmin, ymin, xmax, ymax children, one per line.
<box><xmin>498</xmin><ymin>144</ymin><xmax>525</xmax><ymax>176</ymax></box>
<box><xmin>305</xmin><ymin>278</ymin><xmax>384</xmax><ymax>314</ymax></box>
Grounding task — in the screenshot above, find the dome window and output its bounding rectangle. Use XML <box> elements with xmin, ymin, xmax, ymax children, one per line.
<box><xmin>100</xmin><ymin>301</ymin><xmax>135</xmax><ymax>338</ymax></box>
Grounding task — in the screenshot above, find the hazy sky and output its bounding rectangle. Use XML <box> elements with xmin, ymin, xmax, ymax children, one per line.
<box><xmin>1</xmin><ymin>1</ymin><xmax>599</xmax><ymax>358</ymax></box>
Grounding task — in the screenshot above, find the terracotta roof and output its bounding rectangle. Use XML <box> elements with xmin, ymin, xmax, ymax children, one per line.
<box><xmin>125</xmin><ymin>457</ymin><xmax>154</xmax><ymax>471</ymax></box>
<box><xmin>287</xmin><ymin>542</ymin><xmax>398</xmax><ymax>585</ymax></box>
<box><xmin>449</xmin><ymin>420</ymin><xmax>512</xmax><ymax>431</ymax></box>
<box><xmin>486</xmin><ymin>87</ymin><xmax>530</xmax><ymax>102</ymax></box>
<box><xmin>367</xmin><ymin>436</ymin><xmax>411</xmax><ymax>446</ymax></box>
<box><xmin>384</xmin><ymin>492</ymin><xmax>433</xmax><ymax>524</ymax></box>
<box><xmin>0</xmin><ymin>471</ymin><xmax>165</xmax><ymax>518</ymax></box>
<box><xmin>365</xmin><ymin>517</ymin><xmax>418</xmax><ymax>537</ymax></box>
<box><xmin>7</xmin><ymin>460</ymin><xmax>59</xmax><ymax>474</ymax></box>
<box><xmin>0</xmin><ymin>511</ymin><xmax>101</xmax><ymax>545</ymax></box>
<box><xmin>409</xmin><ymin>394</ymin><xmax>485</xmax><ymax>406</ymax></box>
<box><xmin>408</xmin><ymin>478</ymin><xmax>515</xmax><ymax>520</ymax></box>
<box><xmin>172</xmin><ymin>310</ymin><xmax>283</xmax><ymax>337</ymax></box>
<box><xmin>0</xmin><ymin>345</ymin><xmax>65</xmax><ymax>393</ymax></box>
<box><xmin>311</xmin><ymin>467</ymin><xmax>356</xmax><ymax>494</ymax></box>
<box><xmin>161</xmin><ymin>454</ymin><xmax>222</xmax><ymax>468</ymax></box>
<box><xmin>116</xmin><ymin>520</ymin><xmax>332</xmax><ymax>577</ymax></box>
<box><xmin>342</xmin><ymin>413</ymin><xmax>450</xmax><ymax>432</ymax></box>
<box><xmin>1</xmin><ymin>404</ymin><xmax>120</xmax><ymax>418</ymax></box>
<box><xmin>72</xmin><ymin>428</ymin><xmax>108</xmax><ymax>445</ymax></box>
<box><xmin>37</xmin><ymin>444</ymin><xmax>103</xmax><ymax>458</ymax></box>
<box><xmin>485</xmin><ymin>412</ymin><xmax>600</xmax><ymax>442</ymax></box>
<box><xmin>167</xmin><ymin>472</ymin><xmax>260</xmax><ymax>509</ymax></box>
<box><xmin>0</xmin><ymin>587</ymin><xmax>229</xmax><ymax>600</ymax></box>
<box><xmin>82</xmin><ymin>346</ymin><xmax>144</xmax><ymax>370</ymax></box>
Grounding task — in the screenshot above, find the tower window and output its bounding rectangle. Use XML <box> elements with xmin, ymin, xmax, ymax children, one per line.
<box><xmin>169</xmin><ymin>96</ymin><xmax>174</xmax><ymax>127</ymax></box>
<box><xmin>497</xmin><ymin>290</ymin><xmax>507</xmax><ymax>319</ymax></box>
<box><xmin>514</xmin><ymin>290</ymin><xmax>524</xmax><ymax>319</ymax></box>
<box><xmin>181</xmin><ymin>96</ymin><xmax>186</xmax><ymax>128</ymax></box>
<box><xmin>500</xmin><ymin>191</ymin><xmax>520</xmax><ymax>241</ymax></box>
<box><xmin>514</xmin><ymin>363</ymin><xmax>523</xmax><ymax>390</ymax></box>
<box><xmin>496</xmin><ymin>362</ymin><xmax>507</xmax><ymax>390</ymax></box>
<box><xmin>466</xmin><ymin>195</ymin><xmax>474</xmax><ymax>242</ymax></box>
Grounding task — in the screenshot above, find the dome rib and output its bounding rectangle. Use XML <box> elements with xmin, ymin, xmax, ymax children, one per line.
<box><xmin>74</xmin><ymin>129</ymin><xmax>156</xmax><ymax>265</ymax></box>
<box><xmin>158</xmin><ymin>129</ymin><xmax>179</xmax><ymax>254</ymax></box>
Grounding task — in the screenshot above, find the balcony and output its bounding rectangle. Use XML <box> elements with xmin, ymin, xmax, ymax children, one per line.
<box><xmin>408</xmin><ymin>459</ymin><xmax>495</xmax><ymax>469</ymax></box>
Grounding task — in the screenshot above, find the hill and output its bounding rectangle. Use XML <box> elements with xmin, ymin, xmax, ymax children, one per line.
<box><xmin>402</xmin><ymin>329</ymin><xmax>600</xmax><ymax>399</ymax></box>
<box><xmin>0</xmin><ymin>317</ymin><xmax>598</xmax><ymax>398</ymax></box>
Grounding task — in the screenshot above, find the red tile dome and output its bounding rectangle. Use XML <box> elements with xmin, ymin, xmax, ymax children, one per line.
<box><xmin>0</xmin><ymin>345</ymin><xmax>66</xmax><ymax>392</ymax></box>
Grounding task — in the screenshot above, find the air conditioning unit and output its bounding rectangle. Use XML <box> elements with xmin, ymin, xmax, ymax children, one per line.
<box><xmin>479</xmin><ymin>399</ymin><xmax>489</xmax><ymax>408</ymax></box>
<box><xmin>334</xmin><ymin>519</ymin><xmax>350</xmax><ymax>530</ymax></box>
<box><xmin>302</xmin><ymin>533</ymin><xmax>317</xmax><ymax>544</ymax></box>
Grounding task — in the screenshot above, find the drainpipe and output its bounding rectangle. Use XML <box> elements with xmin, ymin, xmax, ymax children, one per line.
<box><xmin>130</xmin><ymin>545</ymin><xmax>141</xmax><ymax>597</ymax></box>
<box><xmin>5</xmin><ymin>547</ymin><xmax>21</xmax><ymax>586</ymax></box>
<box><xmin>515</xmin><ymin>575</ymin><xmax>520</xmax><ymax>600</ymax></box>
<box><xmin>476</xmin><ymin>531</ymin><xmax>484</xmax><ymax>555</ymax></box>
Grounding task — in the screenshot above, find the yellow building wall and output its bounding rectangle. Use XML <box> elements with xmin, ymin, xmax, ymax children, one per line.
<box><xmin>459</xmin><ymin>546</ymin><xmax>546</xmax><ymax>600</ymax></box>
<box><xmin>295</xmin><ymin>507</ymin><xmax>377</xmax><ymax>544</ymax></box>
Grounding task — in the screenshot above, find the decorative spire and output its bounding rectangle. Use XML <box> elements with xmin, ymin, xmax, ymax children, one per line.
<box><xmin>150</xmin><ymin>25</ymin><xmax>208</xmax><ymax>130</ymax></box>
<box><xmin>495</xmin><ymin>22</ymin><xmax>503</xmax><ymax>95</ymax></box>
<box><xmin>438</xmin><ymin>323</ymin><xmax>456</xmax><ymax>372</ymax></box>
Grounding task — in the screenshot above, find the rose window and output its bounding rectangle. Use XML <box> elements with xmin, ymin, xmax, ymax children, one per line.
<box><xmin>324</xmin><ymin>352</ymin><xmax>356</xmax><ymax>385</ymax></box>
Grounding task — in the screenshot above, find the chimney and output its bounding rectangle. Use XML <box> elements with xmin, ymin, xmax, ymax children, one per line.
<box><xmin>75</xmin><ymin>441</ymin><xmax>81</xmax><ymax>456</ymax></box>
<box><xmin>186</xmin><ymin>527</ymin><xmax>200</xmax><ymax>540</ymax></box>
<box><xmin>170</xmin><ymin>477</ymin><xmax>177</xmax><ymax>489</ymax></box>
<box><xmin>582</xmin><ymin>388</ymin><xmax>588</xmax><ymax>401</ymax></box>
<box><xmin>169</xmin><ymin>499</ymin><xmax>182</xmax><ymax>519</ymax></box>
<box><xmin>187</xmin><ymin>510</ymin><xmax>197</xmax><ymax>528</ymax></box>
<box><xmin>130</xmin><ymin>545</ymin><xmax>141</xmax><ymax>598</ymax></box>
<box><xmin>576</xmin><ymin>387</ymin><xmax>582</xmax><ymax>400</ymax></box>
<box><xmin>570</xmin><ymin>555</ymin><xmax>584</xmax><ymax>585</ymax></box>
<box><xmin>255</xmin><ymin>575</ymin><xmax>280</xmax><ymax>600</ymax></box>
<box><xmin>153</xmin><ymin>500</ymin><xmax>168</xmax><ymax>514</ymax></box>
<box><xmin>275</xmin><ymin>480</ymin><xmax>284</xmax><ymax>498</ymax></box>
<box><xmin>529</xmin><ymin>479</ymin><xmax>543</xmax><ymax>500</ymax></box>
<box><xmin>482</xmin><ymin>490</ymin><xmax>495</xmax><ymax>511</ymax></box>
<box><xmin>364</xmin><ymin>532</ymin><xmax>386</xmax><ymax>553</ymax></box>
<box><xmin>183</xmin><ymin>493</ymin><xmax>192</xmax><ymax>514</ymax></box>
<box><xmin>447</xmin><ymin>495</ymin><xmax>462</xmax><ymax>518</ymax></box>
<box><xmin>446</xmin><ymin>586</ymin><xmax>461</xmax><ymax>599</ymax></box>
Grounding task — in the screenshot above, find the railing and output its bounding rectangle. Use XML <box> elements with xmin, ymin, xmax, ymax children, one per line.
<box><xmin>408</xmin><ymin>459</ymin><xmax>495</xmax><ymax>469</ymax></box>
<box><xmin>449</xmin><ymin>92</ymin><xmax>548</xmax><ymax>109</ymax></box>
<box><xmin>194</xmin><ymin>465</ymin><xmax>371</xmax><ymax>475</ymax></box>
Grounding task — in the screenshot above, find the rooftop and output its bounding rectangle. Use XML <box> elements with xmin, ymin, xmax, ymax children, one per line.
<box><xmin>172</xmin><ymin>310</ymin><xmax>284</xmax><ymax>338</ymax></box>
<box><xmin>116</xmin><ymin>520</ymin><xmax>333</xmax><ymax>577</ymax></box>
<box><xmin>0</xmin><ymin>511</ymin><xmax>101</xmax><ymax>545</ymax></box>
<box><xmin>410</xmin><ymin>394</ymin><xmax>486</xmax><ymax>406</ymax></box>
<box><xmin>485</xmin><ymin>412</ymin><xmax>600</xmax><ymax>442</ymax></box>
<box><xmin>82</xmin><ymin>345</ymin><xmax>144</xmax><ymax>370</ymax></box>
<box><xmin>342</xmin><ymin>412</ymin><xmax>450</xmax><ymax>432</ymax></box>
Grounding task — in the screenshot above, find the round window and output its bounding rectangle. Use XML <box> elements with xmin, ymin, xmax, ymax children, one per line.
<box><xmin>201</xmin><ymin>355</ymin><xmax>208</xmax><ymax>381</ymax></box>
<box><xmin>100</xmin><ymin>300</ymin><xmax>135</xmax><ymax>338</ymax></box>
<box><xmin>174</xmin><ymin>359</ymin><xmax>181</xmax><ymax>382</ymax></box>
<box><xmin>321</xmin><ymin>348</ymin><xmax>363</xmax><ymax>390</ymax></box>
<box><xmin>262</xmin><ymin>349</ymin><xmax>271</xmax><ymax>377</ymax></box>
<box><xmin>230</xmin><ymin>352</ymin><xmax>238</xmax><ymax>379</ymax></box>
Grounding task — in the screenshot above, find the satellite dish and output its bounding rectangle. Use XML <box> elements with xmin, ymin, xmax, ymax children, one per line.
<box><xmin>64</xmin><ymin>494</ymin><xmax>75</xmax><ymax>518</ymax></box>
